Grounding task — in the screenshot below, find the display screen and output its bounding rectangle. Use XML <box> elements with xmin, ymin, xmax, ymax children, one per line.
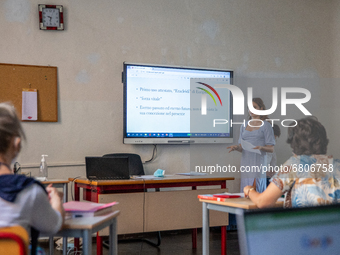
<box><xmin>123</xmin><ymin>62</ymin><xmax>233</xmax><ymax>144</ymax></box>
<box><xmin>242</xmin><ymin>205</ymin><xmax>340</xmax><ymax>255</ymax></box>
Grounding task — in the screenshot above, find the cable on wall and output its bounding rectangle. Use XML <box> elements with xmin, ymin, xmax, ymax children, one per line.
<box><xmin>144</xmin><ymin>145</ymin><xmax>157</xmax><ymax>164</ymax></box>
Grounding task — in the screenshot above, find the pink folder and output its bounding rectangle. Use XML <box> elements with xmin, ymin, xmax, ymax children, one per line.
<box><xmin>63</xmin><ymin>201</ymin><xmax>117</xmax><ymax>212</ymax></box>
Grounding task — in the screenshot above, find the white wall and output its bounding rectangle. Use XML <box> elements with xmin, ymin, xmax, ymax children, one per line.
<box><xmin>0</xmin><ymin>0</ymin><xmax>336</xmax><ymax>192</ymax></box>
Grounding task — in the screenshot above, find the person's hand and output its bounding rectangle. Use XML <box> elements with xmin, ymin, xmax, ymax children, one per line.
<box><xmin>243</xmin><ymin>185</ymin><xmax>255</xmax><ymax>198</ymax></box>
<box><xmin>253</xmin><ymin>146</ymin><xmax>263</xmax><ymax>151</ymax></box>
<box><xmin>227</xmin><ymin>145</ymin><xmax>240</xmax><ymax>153</ymax></box>
<box><xmin>46</xmin><ymin>184</ymin><xmax>63</xmax><ymax>205</ymax></box>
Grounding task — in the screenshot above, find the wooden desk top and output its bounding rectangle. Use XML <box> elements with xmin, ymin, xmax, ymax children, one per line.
<box><xmin>69</xmin><ymin>175</ymin><xmax>234</xmax><ymax>186</ymax></box>
<box><xmin>62</xmin><ymin>210</ymin><xmax>120</xmax><ymax>230</ymax></box>
<box><xmin>199</xmin><ymin>197</ymin><xmax>284</xmax><ymax>210</ymax></box>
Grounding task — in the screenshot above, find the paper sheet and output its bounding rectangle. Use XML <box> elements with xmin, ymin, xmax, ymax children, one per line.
<box><xmin>22</xmin><ymin>89</ymin><xmax>37</xmax><ymax>121</ymax></box>
<box><xmin>133</xmin><ymin>175</ymin><xmax>171</xmax><ymax>179</ymax></box>
<box><xmin>241</xmin><ymin>139</ymin><xmax>261</xmax><ymax>154</ymax></box>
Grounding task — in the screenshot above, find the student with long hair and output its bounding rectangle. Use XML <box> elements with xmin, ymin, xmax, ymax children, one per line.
<box><xmin>0</xmin><ymin>102</ymin><xmax>64</xmax><ymax>252</ymax></box>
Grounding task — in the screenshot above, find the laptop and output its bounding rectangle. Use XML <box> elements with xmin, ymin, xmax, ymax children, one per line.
<box><xmin>85</xmin><ymin>156</ymin><xmax>130</xmax><ymax>180</ymax></box>
<box><xmin>236</xmin><ymin>204</ymin><xmax>340</xmax><ymax>255</ymax></box>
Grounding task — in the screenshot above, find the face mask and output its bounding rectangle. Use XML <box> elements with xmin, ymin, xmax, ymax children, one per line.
<box><xmin>153</xmin><ymin>169</ymin><xmax>165</xmax><ymax>177</ymax></box>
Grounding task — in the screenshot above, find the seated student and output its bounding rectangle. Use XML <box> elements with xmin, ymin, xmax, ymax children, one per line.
<box><xmin>0</xmin><ymin>102</ymin><xmax>64</xmax><ymax>237</ymax></box>
<box><xmin>243</xmin><ymin>117</ymin><xmax>340</xmax><ymax>208</ymax></box>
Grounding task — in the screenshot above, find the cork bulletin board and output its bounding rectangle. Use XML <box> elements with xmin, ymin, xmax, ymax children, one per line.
<box><xmin>0</xmin><ymin>63</ymin><xmax>58</xmax><ymax>122</ymax></box>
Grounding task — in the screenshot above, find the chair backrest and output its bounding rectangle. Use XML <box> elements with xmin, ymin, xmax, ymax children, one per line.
<box><xmin>103</xmin><ymin>153</ymin><xmax>145</xmax><ymax>175</ymax></box>
<box><xmin>0</xmin><ymin>225</ymin><xmax>29</xmax><ymax>255</ymax></box>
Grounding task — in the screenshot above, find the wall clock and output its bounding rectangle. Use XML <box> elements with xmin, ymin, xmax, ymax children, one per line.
<box><xmin>38</xmin><ymin>4</ymin><xmax>64</xmax><ymax>30</ymax></box>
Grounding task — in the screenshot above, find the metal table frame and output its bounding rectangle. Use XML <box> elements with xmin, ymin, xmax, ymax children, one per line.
<box><xmin>52</xmin><ymin>211</ymin><xmax>119</xmax><ymax>255</ymax></box>
<box><xmin>202</xmin><ymin>202</ymin><xmax>244</xmax><ymax>255</ymax></box>
<box><xmin>201</xmin><ymin>198</ymin><xmax>283</xmax><ymax>255</ymax></box>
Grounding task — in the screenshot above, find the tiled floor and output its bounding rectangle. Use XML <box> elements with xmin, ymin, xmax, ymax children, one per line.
<box><xmin>41</xmin><ymin>228</ymin><xmax>240</xmax><ymax>255</ymax></box>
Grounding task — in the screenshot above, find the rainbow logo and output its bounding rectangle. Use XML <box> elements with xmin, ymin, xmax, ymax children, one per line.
<box><xmin>196</xmin><ymin>82</ymin><xmax>223</xmax><ymax>106</ymax></box>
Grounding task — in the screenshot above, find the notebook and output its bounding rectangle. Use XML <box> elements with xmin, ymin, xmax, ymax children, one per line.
<box><xmin>236</xmin><ymin>204</ymin><xmax>340</xmax><ymax>255</ymax></box>
<box><xmin>63</xmin><ymin>201</ymin><xmax>118</xmax><ymax>218</ymax></box>
<box><xmin>85</xmin><ymin>156</ymin><xmax>130</xmax><ymax>180</ymax></box>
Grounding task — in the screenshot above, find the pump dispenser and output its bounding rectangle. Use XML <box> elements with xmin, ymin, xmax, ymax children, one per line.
<box><xmin>39</xmin><ymin>155</ymin><xmax>48</xmax><ymax>179</ymax></box>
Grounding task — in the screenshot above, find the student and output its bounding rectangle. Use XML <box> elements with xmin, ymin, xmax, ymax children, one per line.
<box><xmin>0</xmin><ymin>102</ymin><xmax>64</xmax><ymax>238</ymax></box>
<box><xmin>227</xmin><ymin>98</ymin><xmax>275</xmax><ymax>193</ymax></box>
<box><xmin>243</xmin><ymin>117</ymin><xmax>340</xmax><ymax>208</ymax></box>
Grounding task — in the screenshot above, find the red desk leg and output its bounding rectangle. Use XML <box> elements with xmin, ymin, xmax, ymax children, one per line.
<box><xmin>222</xmin><ymin>181</ymin><xmax>226</xmax><ymax>189</ymax></box>
<box><xmin>221</xmin><ymin>226</ymin><xmax>227</xmax><ymax>255</ymax></box>
<box><xmin>221</xmin><ymin>182</ymin><xmax>227</xmax><ymax>254</ymax></box>
<box><xmin>191</xmin><ymin>186</ymin><xmax>197</xmax><ymax>249</ymax></box>
<box><xmin>74</xmin><ymin>182</ymin><xmax>80</xmax><ymax>201</ymax></box>
<box><xmin>74</xmin><ymin>183</ymin><xmax>80</xmax><ymax>251</ymax></box>
<box><xmin>97</xmin><ymin>235</ymin><xmax>103</xmax><ymax>255</ymax></box>
<box><xmin>92</xmin><ymin>189</ymin><xmax>103</xmax><ymax>255</ymax></box>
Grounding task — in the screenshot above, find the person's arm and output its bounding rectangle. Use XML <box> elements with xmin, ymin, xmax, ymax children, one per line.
<box><xmin>252</xmin><ymin>122</ymin><xmax>275</xmax><ymax>153</ymax></box>
<box><xmin>227</xmin><ymin>144</ymin><xmax>242</xmax><ymax>153</ymax></box>
<box><xmin>243</xmin><ymin>182</ymin><xmax>283</xmax><ymax>208</ymax></box>
<box><xmin>46</xmin><ymin>184</ymin><xmax>65</xmax><ymax>227</ymax></box>
<box><xmin>31</xmin><ymin>185</ymin><xmax>64</xmax><ymax>235</ymax></box>
<box><xmin>253</xmin><ymin>144</ymin><xmax>274</xmax><ymax>153</ymax></box>
<box><xmin>229</xmin><ymin>125</ymin><xmax>245</xmax><ymax>153</ymax></box>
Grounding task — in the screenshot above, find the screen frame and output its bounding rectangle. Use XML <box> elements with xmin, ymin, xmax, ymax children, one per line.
<box><xmin>236</xmin><ymin>204</ymin><xmax>340</xmax><ymax>255</ymax></box>
<box><xmin>122</xmin><ymin>62</ymin><xmax>234</xmax><ymax>144</ymax></box>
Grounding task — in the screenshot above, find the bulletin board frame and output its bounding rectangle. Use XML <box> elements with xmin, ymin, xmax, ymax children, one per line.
<box><xmin>0</xmin><ymin>63</ymin><xmax>58</xmax><ymax>122</ymax></box>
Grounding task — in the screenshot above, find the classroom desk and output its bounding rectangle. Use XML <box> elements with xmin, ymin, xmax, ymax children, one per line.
<box><xmin>70</xmin><ymin>175</ymin><xmax>234</xmax><ymax>255</ymax></box>
<box><xmin>70</xmin><ymin>175</ymin><xmax>232</xmax><ymax>195</ymax></box>
<box><xmin>199</xmin><ymin>197</ymin><xmax>284</xmax><ymax>255</ymax></box>
<box><xmin>41</xmin><ymin>179</ymin><xmax>69</xmax><ymax>254</ymax></box>
<box><xmin>52</xmin><ymin>210</ymin><xmax>120</xmax><ymax>255</ymax></box>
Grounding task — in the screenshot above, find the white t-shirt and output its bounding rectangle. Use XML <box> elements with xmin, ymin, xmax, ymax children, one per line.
<box><xmin>0</xmin><ymin>183</ymin><xmax>62</xmax><ymax>236</ymax></box>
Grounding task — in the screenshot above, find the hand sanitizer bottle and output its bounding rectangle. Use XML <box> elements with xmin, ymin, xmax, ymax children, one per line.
<box><xmin>39</xmin><ymin>155</ymin><xmax>48</xmax><ymax>179</ymax></box>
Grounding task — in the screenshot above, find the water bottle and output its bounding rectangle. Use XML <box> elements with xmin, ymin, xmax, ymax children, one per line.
<box><xmin>39</xmin><ymin>155</ymin><xmax>48</xmax><ymax>179</ymax></box>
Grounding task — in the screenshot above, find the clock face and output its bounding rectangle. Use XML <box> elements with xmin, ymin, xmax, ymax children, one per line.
<box><xmin>42</xmin><ymin>8</ymin><xmax>60</xmax><ymax>27</ymax></box>
<box><xmin>38</xmin><ymin>5</ymin><xmax>64</xmax><ymax>30</ymax></box>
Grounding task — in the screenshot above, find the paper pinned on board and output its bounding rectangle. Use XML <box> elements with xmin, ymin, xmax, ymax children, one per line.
<box><xmin>241</xmin><ymin>139</ymin><xmax>261</xmax><ymax>154</ymax></box>
<box><xmin>22</xmin><ymin>89</ymin><xmax>37</xmax><ymax>121</ymax></box>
